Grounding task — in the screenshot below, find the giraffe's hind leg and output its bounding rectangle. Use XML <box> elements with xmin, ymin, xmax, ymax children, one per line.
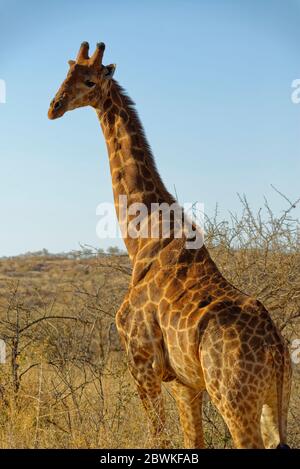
<box><xmin>170</xmin><ymin>379</ymin><xmax>205</xmax><ymax>448</ymax></box>
<box><xmin>215</xmin><ymin>399</ymin><xmax>264</xmax><ymax>448</ymax></box>
<box><xmin>260</xmin><ymin>400</ymin><xmax>280</xmax><ymax>449</ymax></box>
<box><xmin>261</xmin><ymin>363</ymin><xmax>291</xmax><ymax>449</ymax></box>
<box><xmin>205</xmin><ymin>385</ymin><xmax>265</xmax><ymax>449</ymax></box>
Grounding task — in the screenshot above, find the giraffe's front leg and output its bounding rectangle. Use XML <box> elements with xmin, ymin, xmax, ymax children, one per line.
<box><xmin>134</xmin><ymin>377</ymin><xmax>167</xmax><ymax>445</ymax></box>
<box><xmin>170</xmin><ymin>379</ymin><xmax>205</xmax><ymax>448</ymax></box>
<box><xmin>116</xmin><ymin>296</ymin><xmax>170</xmax><ymax>447</ymax></box>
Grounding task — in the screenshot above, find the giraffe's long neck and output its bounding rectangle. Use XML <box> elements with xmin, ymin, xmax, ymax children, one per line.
<box><xmin>95</xmin><ymin>80</ymin><xmax>175</xmax><ymax>260</ymax></box>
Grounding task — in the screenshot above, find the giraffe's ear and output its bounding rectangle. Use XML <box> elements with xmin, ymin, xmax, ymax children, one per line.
<box><xmin>103</xmin><ymin>64</ymin><xmax>116</xmax><ymax>80</ymax></box>
<box><xmin>68</xmin><ymin>60</ymin><xmax>76</xmax><ymax>67</ymax></box>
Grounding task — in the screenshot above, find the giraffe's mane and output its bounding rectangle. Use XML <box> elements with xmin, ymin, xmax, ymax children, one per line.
<box><xmin>113</xmin><ymin>80</ymin><xmax>176</xmax><ymax>204</ymax></box>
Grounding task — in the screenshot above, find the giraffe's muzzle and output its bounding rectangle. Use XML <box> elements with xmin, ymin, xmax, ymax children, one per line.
<box><xmin>48</xmin><ymin>97</ymin><xmax>66</xmax><ymax>120</ymax></box>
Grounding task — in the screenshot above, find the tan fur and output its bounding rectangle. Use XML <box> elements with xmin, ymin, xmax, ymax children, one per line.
<box><xmin>48</xmin><ymin>42</ymin><xmax>292</xmax><ymax>448</ymax></box>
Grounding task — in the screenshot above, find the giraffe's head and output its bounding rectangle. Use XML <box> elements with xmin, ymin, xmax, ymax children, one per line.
<box><xmin>48</xmin><ymin>42</ymin><xmax>116</xmax><ymax>120</ymax></box>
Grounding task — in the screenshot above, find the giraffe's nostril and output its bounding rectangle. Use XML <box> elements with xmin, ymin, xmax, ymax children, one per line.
<box><xmin>54</xmin><ymin>100</ymin><xmax>62</xmax><ymax>110</ymax></box>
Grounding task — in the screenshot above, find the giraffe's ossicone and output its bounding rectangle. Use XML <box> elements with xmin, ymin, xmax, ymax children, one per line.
<box><xmin>48</xmin><ymin>42</ymin><xmax>292</xmax><ymax>449</ymax></box>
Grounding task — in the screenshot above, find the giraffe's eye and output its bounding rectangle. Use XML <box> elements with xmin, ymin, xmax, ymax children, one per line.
<box><xmin>84</xmin><ymin>80</ymin><xmax>96</xmax><ymax>88</ymax></box>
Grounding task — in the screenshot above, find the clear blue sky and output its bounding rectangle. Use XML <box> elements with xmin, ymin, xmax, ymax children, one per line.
<box><xmin>0</xmin><ymin>0</ymin><xmax>299</xmax><ymax>256</ymax></box>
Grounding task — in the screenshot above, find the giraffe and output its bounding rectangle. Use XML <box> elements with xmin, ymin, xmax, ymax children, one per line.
<box><xmin>48</xmin><ymin>42</ymin><xmax>292</xmax><ymax>449</ymax></box>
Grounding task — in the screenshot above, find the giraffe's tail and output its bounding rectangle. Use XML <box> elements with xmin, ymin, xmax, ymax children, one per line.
<box><xmin>273</xmin><ymin>340</ymin><xmax>292</xmax><ymax>447</ymax></box>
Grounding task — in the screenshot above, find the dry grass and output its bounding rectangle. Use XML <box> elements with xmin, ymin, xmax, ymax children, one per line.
<box><xmin>0</xmin><ymin>195</ymin><xmax>299</xmax><ymax>448</ymax></box>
